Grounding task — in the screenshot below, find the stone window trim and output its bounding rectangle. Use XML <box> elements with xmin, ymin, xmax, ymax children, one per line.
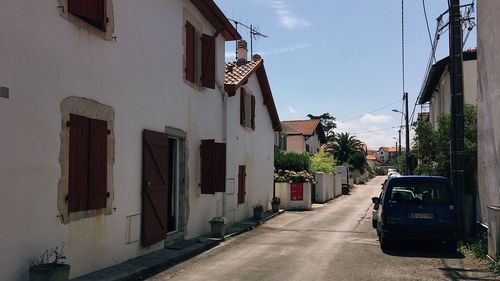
<box><xmin>57</xmin><ymin>0</ymin><xmax>115</xmax><ymax>41</ymax></box>
<box><xmin>58</xmin><ymin>96</ymin><xmax>115</xmax><ymax>224</ymax></box>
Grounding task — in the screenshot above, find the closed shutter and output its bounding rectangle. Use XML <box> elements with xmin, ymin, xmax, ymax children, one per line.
<box><xmin>238</xmin><ymin>165</ymin><xmax>246</xmax><ymax>204</ymax></box>
<box><xmin>213</xmin><ymin>143</ymin><xmax>226</xmax><ymax>192</ymax></box>
<box><xmin>142</xmin><ymin>130</ymin><xmax>169</xmax><ymax>247</ymax></box>
<box><xmin>68</xmin><ymin>0</ymin><xmax>107</xmax><ymax>31</ymax></box>
<box><xmin>200</xmin><ymin>34</ymin><xmax>216</xmax><ymax>89</ymax></box>
<box><xmin>185</xmin><ymin>21</ymin><xmax>195</xmax><ymax>83</ymax></box>
<box><xmin>201</xmin><ymin>139</ymin><xmax>215</xmax><ymax>194</ymax></box>
<box><xmin>68</xmin><ymin>114</ymin><xmax>90</xmax><ymax>212</ymax></box>
<box><xmin>240</xmin><ymin>89</ymin><xmax>246</xmax><ymax>126</ymax></box>
<box><xmin>88</xmin><ymin>119</ymin><xmax>108</xmax><ymax>209</ymax></box>
<box><xmin>251</xmin><ymin>95</ymin><xmax>256</xmax><ymax>130</ymax></box>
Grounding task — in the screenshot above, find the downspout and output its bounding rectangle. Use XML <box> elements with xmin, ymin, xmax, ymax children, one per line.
<box><xmin>216</xmin><ymin>78</ymin><xmax>227</xmax><ymax>218</ymax></box>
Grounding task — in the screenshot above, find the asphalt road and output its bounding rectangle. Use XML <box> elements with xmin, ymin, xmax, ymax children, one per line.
<box><xmin>148</xmin><ymin>176</ymin><xmax>497</xmax><ymax>281</ymax></box>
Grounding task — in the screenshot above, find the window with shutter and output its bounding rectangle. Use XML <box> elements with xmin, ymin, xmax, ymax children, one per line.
<box><xmin>240</xmin><ymin>89</ymin><xmax>255</xmax><ymax>130</ymax></box>
<box><xmin>185</xmin><ymin>21</ymin><xmax>196</xmax><ymax>83</ymax></box>
<box><xmin>238</xmin><ymin>165</ymin><xmax>246</xmax><ymax>204</ymax></box>
<box><xmin>201</xmin><ymin>34</ymin><xmax>216</xmax><ymax>89</ymax></box>
<box><xmin>68</xmin><ymin>114</ymin><xmax>108</xmax><ymax>212</ymax></box>
<box><xmin>68</xmin><ymin>0</ymin><xmax>107</xmax><ymax>31</ymax></box>
<box><xmin>251</xmin><ymin>95</ymin><xmax>256</xmax><ymax>130</ymax></box>
<box><xmin>201</xmin><ymin>140</ymin><xmax>226</xmax><ymax>194</ymax></box>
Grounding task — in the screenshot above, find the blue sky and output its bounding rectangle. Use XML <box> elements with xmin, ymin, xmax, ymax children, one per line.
<box><xmin>215</xmin><ymin>0</ymin><xmax>476</xmax><ymax>149</ymax></box>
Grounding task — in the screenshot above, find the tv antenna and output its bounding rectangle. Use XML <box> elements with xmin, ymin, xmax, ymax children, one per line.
<box><xmin>228</xmin><ymin>19</ymin><xmax>268</xmax><ymax>59</ymax></box>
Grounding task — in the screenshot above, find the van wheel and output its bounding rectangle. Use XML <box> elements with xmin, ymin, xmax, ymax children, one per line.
<box><xmin>372</xmin><ymin>219</ymin><xmax>377</xmax><ymax>229</ymax></box>
<box><xmin>380</xmin><ymin>235</ymin><xmax>391</xmax><ymax>251</ymax></box>
<box><xmin>341</xmin><ymin>185</ymin><xmax>349</xmax><ymax>195</ymax></box>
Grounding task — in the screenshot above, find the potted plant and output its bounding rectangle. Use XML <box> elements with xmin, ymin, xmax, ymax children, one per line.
<box><xmin>29</xmin><ymin>243</ymin><xmax>70</xmax><ymax>281</ymax></box>
<box><xmin>271</xmin><ymin>197</ymin><xmax>281</xmax><ymax>212</ymax></box>
<box><xmin>209</xmin><ymin>216</ymin><xmax>228</xmax><ymax>238</ymax></box>
<box><xmin>253</xmin><ymin>203</ymin><xmax>264</xmax><ymax>220</ymax></box>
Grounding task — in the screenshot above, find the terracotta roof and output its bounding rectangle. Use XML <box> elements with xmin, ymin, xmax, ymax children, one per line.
<box><xmin>190</xmin><ymin>0</ymin><xmax>241</xmax><ymax>41</ymax></box>
<box><xmin>282</xmin><ymin>119</ymin><xmax>321</xmax><ymax>136</ymax></box>
<box><xmin>224</xmin><ymin>59</ymin><xmax>281</xmax><ymax>131</ymax></box>
<box><xmin>367</xmin><ymin>150</ymin><xmax>378</xmax><ymax>160</ymax></box>
<box><xmin>380</xmin><ymin>146</ymin><xmax>397</xmax><ymax>153</ymax></box>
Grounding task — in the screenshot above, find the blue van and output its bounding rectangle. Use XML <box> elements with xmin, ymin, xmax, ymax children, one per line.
<box><xmin>373</xmin><ymin>176</ymin><xmax>459</xmax><ymax>250</ymax></box>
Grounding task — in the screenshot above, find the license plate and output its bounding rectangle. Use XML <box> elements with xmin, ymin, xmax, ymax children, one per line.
<box><xmin>408</xmin><ymin>213</ymin><xmax>434</xmax><ymax>219</ymax></box>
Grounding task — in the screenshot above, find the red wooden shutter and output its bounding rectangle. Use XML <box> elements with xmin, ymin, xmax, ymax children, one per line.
<box><xmin>213</xmin><ymin>143</ymin><xmax>226</xmax><ymax>192</ymax></box>
<box><xmin>185</xmin><ymin>21</ymin><xmax>195</xmax><ymax>83</ymax></box>
<box><xmin>201</xmin><ymin>139</ymin><xmax>215</xmax><ymax>194</ymax></box>
<box><xmin>88</xmin><ymin>119</ymin><xmax>108</xmax><ymax>209</ymax></box>
<box><xmin>238</xmin><ymin>165</ymin><xmax>246</xmax><ymax>204</ymax></box>
<box><xmin>201</xmin><ymin>34</ymin><xmax>216</xmax><ymax>89</ymax></box>
<box><xmin>251</xmin><ymin>95</ymin><xmax>256</xmax><ymax>130</ymax></box>
<box><xmin>68</xmin><ymin>0</ymin><xmax>107</xmax><ymax>31</ymax></box>
<box><xmin>240</xmin><ymin>89</ymin><xmax>246</xmax><ymax>126</ymax></box>
<box><xmin>142</xmin><ymin>130</ymin><xmax>169</xmax><ymax>247</ymax></box>
<box><xmin>68</xmin><ymin>114</ymin><xmax>90</xmax><ymax>212</ymax></box>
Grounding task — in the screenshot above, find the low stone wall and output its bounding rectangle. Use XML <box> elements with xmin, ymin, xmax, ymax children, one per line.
<box><xmin>314</xmin><ymin>173</ymin><xmax>334</xmax><ymax>203</ymax></box>
<box><xmin>275</xmin><ymin>182</ymin><xmax>312</xmax><ymax>210</ymax></box>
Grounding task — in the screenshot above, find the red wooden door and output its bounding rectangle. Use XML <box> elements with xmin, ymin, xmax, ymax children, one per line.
<box><xmin>290</xmin><ymin>183</ymin><xmax>304</xmax><ymax>201</ymax></box>
<box><xmin>142</xmin><ymin>130</ymin><xmax>169</xmax><ymax>247</ymax></box>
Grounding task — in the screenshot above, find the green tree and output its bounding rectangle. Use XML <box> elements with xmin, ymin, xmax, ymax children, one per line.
<box><xmin>307</xmin><ymin>113</ymin><xmax>337</xmax><ymax>140</ymax></box>
<box><xmin>274</xmin><ymin>149</ymin><xmax>310</xmax><ymax>172</ymax></box>
<box><xmin>347</xmin><ymin>151</ymin><xmax>367</xmax><ymax>173</ymax></box>
<box><xmin>325</xmin><ymin>132</ymin><xmax>362</xmax><ymax>165</ymax></box>
<box><xmin>309</xmin><ymin>151</ymin><xmax>335</xmax><ymax>174</ymax></box>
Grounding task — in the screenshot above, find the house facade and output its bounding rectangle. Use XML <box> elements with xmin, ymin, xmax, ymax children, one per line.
<box><xmin>281</xmin><ymin>119</ymin><xmax>327</xmax><ymax>154</ymax></box>
<box><xmin>477</xmin><ymin>0</ymin><xmax>500</xmax><ymax>255</ymax></box>
<box><xmin>0</xmin><ymin>1</ymin><xmax>280</xmax><ymax>280</ymax></box>
<box><xmin>418</xmin><ymin>50</ymin><xmax>478</xmax><ymax>128</ymax></box>
<box><xmin>376</xmin><ymin>147</ymin><xmax>399</xmax><ymax>163</ymax></box>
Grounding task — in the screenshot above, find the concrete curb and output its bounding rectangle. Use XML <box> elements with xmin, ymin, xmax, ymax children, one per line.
<box><xmin>70</xmin><ymin>210</ymin><xmax>285</xmax><ymax>281</ymax></box>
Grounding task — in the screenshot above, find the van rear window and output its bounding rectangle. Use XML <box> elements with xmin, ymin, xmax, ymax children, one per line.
<box><xmin>389</xmin><ymin>181</ymin><xmax>451</xmax><ymax>205</ymax></box>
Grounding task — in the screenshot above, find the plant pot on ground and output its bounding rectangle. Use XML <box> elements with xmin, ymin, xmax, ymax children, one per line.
<box><xmin>29</xmin><ymin>243</ymin><xmax>70</xmax><ymax>281</ymax></box>
<box><xmin>209</xmin><ymin>216</ymin><xmax>228</xmax><ymax>238</ymax></box>
<box><xmin>271</xmin><ymin>197</ymin><xmax>281</xmax><ymax>212</ymax></box>
<box><xmin>254</xmin><ymin>204</ymin><xmax>264</xmax><ymax>220</ymax></box>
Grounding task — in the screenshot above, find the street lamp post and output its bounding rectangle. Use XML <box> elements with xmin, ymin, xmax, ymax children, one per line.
<box><xmin>393</xmin><ymin>100</ymin><xmax>410</xmax><ymax>175</ymax></box>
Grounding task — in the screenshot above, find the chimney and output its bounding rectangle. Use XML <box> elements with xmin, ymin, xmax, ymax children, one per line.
<box><xmin>236</xmin><ymin>40</ymin><xmax>248</xmax><ymax>66</ymax></box>
<box><xmin>252</xmin><ymin>54</ymin><xmax>261</xmax><ymax>62</ymax></box>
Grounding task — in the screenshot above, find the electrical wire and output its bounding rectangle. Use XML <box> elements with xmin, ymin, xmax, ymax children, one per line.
<box><xmin>337</xmin><ymin>99</ymin><xmax>402</xmax><ymax>124</ymax></box>
<box><xmin>401</xmin><ymin>0</ymin><xmax>405</xmax><ymax>95</ymax></box>
<box><xmin>350</xmin><ymin>126</ymin><xmax>400</xmax><ymax>135</ymax></box>
<box><xmin>422</xmin><ymin>0</ymin><xmax>436</xmax><ymax>63</ymax></box>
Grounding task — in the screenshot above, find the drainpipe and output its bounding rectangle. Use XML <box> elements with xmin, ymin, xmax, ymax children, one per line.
<box><xmin>215</xmin><ymin>78</ymin><xmax>227</xmax><ymax>218</ymax></box>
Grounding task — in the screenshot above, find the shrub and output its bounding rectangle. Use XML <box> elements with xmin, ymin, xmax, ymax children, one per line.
<box><xmin>209</xmin><ymin>216</ymin><xmax>228</xmax><ymax>224</ymax></box>
<box><xmin>275</xmin><ymin>149</ymin><xmax>310</xmax><ymax>172</ymax></box>
<box><xmin>309</xmin><ymin>151</ymin><xmax>335</xmax><ymax>174</ymax></box>
<box><xmin>274</xmin><ymin>169</ymin><xmax>315</xmax><ymax>183</ymax></box>
<box><xmin>347</xmin><ymin>151</ymin><xmax>367</xmax><ymax>173</ymax></box>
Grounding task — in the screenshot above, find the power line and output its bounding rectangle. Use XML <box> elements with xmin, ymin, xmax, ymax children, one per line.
<box><xmin>401</xmin><ymin>0</ymin><xmax>405</xmax><ymax>94</ymax></box>
<box><xmin>350</xmin><ymin>126</ymin><xmax>400</xmax><ymax>135</ymax></box>
<box><xmin>422</xmin><ymin>0</ymin><xmax>436</xmax><ymax>63</ymax></box>
<box><xmin>337</xmin><ymin>99</ymin><xmax>401</xmax><ymax>124</ymax></box>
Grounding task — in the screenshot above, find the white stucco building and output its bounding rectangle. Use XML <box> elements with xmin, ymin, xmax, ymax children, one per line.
<box><xmin>0</xmin><ymin>0</ymin><xmax>281</xmax><ymax>280</ymax></box>
<box><xmin>281</xmin><ymin>119</ymin><xmax>326</xmax><ymax>154</ymax></box>
<box><xmin>477</xmin><ymin>0</ymin><xmax>500</xmax><ymax>256</ymax></box>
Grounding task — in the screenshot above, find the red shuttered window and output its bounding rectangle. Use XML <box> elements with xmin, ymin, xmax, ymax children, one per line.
<box><xmin>68</xmin><ymin>114</ymin><xmax>108</xmax><ymax>212</ymax></box>
<box><xmin>240</xmin><ymin>89</ymin><xmax>256</xmax><ymax>130</ymax></box>
<box><xmin>201</xmin><ymin>34</ymin><xmax>216</xmax><ymax>89</ymax></box>
<box><xmin>201</xmin><ymin>140</ymin><xmax>226</xmax><ymax>194</ymax></box>
<box><xmin>68</xmin><ymin>0</ymin><xmax>107</xmax><ymax>31</ymax></box>
<box><xmin>185</xmin><ymin>21</ymin><xmax>196</xmax><ymax>83</ymax></box>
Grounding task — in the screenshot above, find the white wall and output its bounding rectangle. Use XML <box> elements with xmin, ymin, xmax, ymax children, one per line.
<box><xmin>226</xmin><ymin>75</ymin><xmax>275</xmax><ymax>223</ymax></box>
<box><xmin>0</xmin><ymin>0</ymin><xmax>231</xmax><ymax>279</ymax></box>
<box><xmin>477</xmin><ymin>0</ymin><xmax>500</xmax><ymax>224</ymax></box>
<box><xmin>305</xmin><ymin>131</ymin><xmax>321</xmax><ymax>154</ymax></box>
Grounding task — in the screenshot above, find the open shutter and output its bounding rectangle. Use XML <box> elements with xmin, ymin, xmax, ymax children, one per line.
<box><xmin>68</xmin><ymin>0</ymin><xmax>106</xmax><ymax>31</ymax></box>
<box><xmin>185</xmin><ymin>21</ymin><xmax>195</xmax><ymax>83</ymax></box>
<box><xmin>213</xmin><ymin>143</ymin><xmax>226</xmax><ymax>192</ymax></box>
<box><xmin>88</xmin><ymin>119</ymin><xmax>108</xmax><ymax>210</ymax></box>
<box><xmin>238</xmin><ymin>165</ymin><xmax>246</xmax><ymax>204</ymax></box>
<box><xmin>68</xmin><ymin>114</ymin><xmax>90</xmax><ymax>212</ymax></box>
<box><xmin>142</xmin><ymin>130</ymin><xmax>169</xmax><ymax>247</ymax></box>
<box><xmin>201</xmin><ymin>139</ymin><xmax>215</xmax><ymax>194</ymax></box>
<box><xmin>251</xmin><ymin>95</ymin><xmax>256</xmax><ymax>130</ymax></box>
<box><xmin>200</xmin><ymin>34</ymin><xmax>216</xmax><ymax>89</ymax></box>
<box><xmin>240</xmin><ymin>89</ymin><xmax>246</xmax><ymax>126</ymax></box>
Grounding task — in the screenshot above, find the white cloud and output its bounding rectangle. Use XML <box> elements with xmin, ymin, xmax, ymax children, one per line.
<box><xmin>225</xmin><ymin>43</ymin><xmax>310</xmax><ymax>60</ymax></box>
<box><xmin>336</xmin><ymin>113</ymin><xmax>398</xmax><ymax>150</ymax></box>
<box><xmin>268</xmin><ymin>0</ymin><xmax>311</xmax><ymax>30</ymax></box>
<box><xmin>286</xmin><ymin>105</ymin><xmax>300</xmax><ymax>114</ymax></box>
<box><xmin>359</xmin><ymin>113</ymin><xmax>393</xmax><ymax>124</ymax></box>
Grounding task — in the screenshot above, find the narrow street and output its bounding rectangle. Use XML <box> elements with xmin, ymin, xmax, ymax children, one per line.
<box><xmin>148</xmin><ymin>176</ymin><xmax>496</xmax><ymax>281</ymax></box>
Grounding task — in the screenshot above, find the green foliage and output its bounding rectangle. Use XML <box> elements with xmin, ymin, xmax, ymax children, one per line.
<box><xmin>325</xmin><ymin>132</ymin><xmax>363</xmax><ymax>165</ymax></box>
<box><xmin>309</xmin><ymin>151</ymin><xmax>335</xmax><ymax>174</ymax></box>
<box><xmin>209</xmin><ymin>216</ymin><xmax>228</xmax><ymax>224</ymax></box>
<box><xmin>457</xmin><ymin>240</ymin><xmax>500</xmax><ymax>274</ymax></box>
<box><xmin>347</xmin><ymin>151</ymin><xmax>367</xmax><ymax>173</ymax></box>
<box><xmin>28</xmin><ymin>243</ymin><xmax>67</xmax><ymax>266</ymax></box>
<box><xmin>413</xmin><ymin>105</ymin><xmax>477</xmax><ymax>189</ymax></box>
<box><xmin>274</xmin><ymin>149</ymin><xmax>310</xmax><ymax>172</ymax></box>
<box><xmin>307</xmin><ymin>112</ymin><xmax>337</xmax><ymax>140</ymax></box>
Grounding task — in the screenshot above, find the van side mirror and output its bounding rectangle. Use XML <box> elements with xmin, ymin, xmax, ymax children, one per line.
<box><xmin>372</xmin><ymin>197</ymin><xmax>380</xmax><ymax>204</ymax></box>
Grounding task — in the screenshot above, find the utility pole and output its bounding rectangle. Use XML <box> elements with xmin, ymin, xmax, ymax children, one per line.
<box><xmin>398</xmin><ymin>129</ymin><xmax>402</xmax><ymax>156</ymax></box>
<box><xmin>449</xmin><ymin>0</ymin><xmax>465</xmax><ymax>235</ymax></box>
<box><xmin>404</xmin><ymin>92</ymin><xmax>410</xmax><ymax>175</ymax></box>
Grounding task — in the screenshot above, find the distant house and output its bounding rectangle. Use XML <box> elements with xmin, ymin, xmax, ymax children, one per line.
<box><xmin>377</xmin><ymin>147</ymin><xmax>399</xmax><ymax>163</ymax></box>
<box><xmin>418</xmin><ymin>49</ymin><xmax>477</xmax><ymax>128</ymax></box>
<box><xmin>281</xmin><ymin>119</ymin><xmax>327</xmax><ymax>154</ymax></box>
<box><xmin>366</xmin><ymin>150</ymin><xmax>378</xmax><ymax>170</ymax></box>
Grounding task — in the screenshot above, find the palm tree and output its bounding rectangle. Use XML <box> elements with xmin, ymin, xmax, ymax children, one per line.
<box><xmin>325</xmin><ymin>132</ymin><xmax>362</xmax><ymax>165</ymax></box>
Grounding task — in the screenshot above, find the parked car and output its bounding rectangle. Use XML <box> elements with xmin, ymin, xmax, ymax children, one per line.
<box><xmin>372</xmin><ymin>190</ymin><xmax>383</xmax><ymax>228</ymax></box>
<box><xmin>373</xmin><ymin>176</ymin><xmax>459</xmax><ymax>251</ymax></box>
